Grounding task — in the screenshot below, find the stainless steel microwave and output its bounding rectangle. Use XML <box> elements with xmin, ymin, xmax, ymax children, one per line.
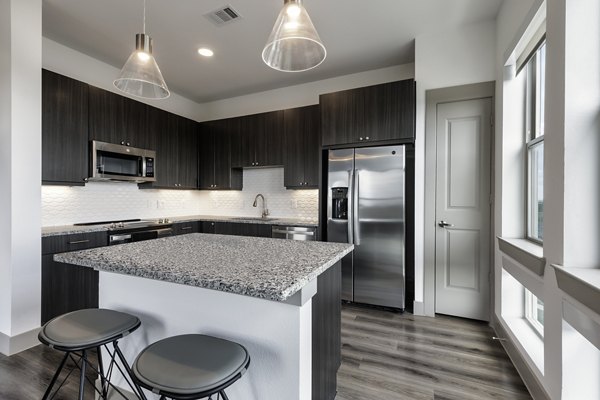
<box><xmin>90</xmin><ymin>140</ymin><xmax>156</xmax><ymax>183</ymax></box>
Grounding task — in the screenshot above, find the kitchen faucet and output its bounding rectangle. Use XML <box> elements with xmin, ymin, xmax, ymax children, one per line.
<box><xmin>253</xmin><ymin>194</ymin><xmax>269</xmax><ymax>219</ymax></box>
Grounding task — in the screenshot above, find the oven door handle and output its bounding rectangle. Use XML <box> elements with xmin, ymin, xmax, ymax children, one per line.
<box><xmin>109</xmin><ymin>234</ymin><xmax>132</xmax><ymax>243</ymax></box>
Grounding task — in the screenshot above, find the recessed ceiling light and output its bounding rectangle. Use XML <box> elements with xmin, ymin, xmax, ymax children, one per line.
<box><xmin>198</xmin><ymin>48</ymin><xmax>214</xmax><ymax>57</ymax></box>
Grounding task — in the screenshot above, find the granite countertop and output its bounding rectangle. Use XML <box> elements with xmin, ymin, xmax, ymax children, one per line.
<box><xmin>54</xmin><ymin>233</ymin><xmax>352</xmax><ymax>302</ymax></box>
<box><xmin>42</xmin><ymin>215</ymin><xmax>319</xmax><ymax>237</ymax></box>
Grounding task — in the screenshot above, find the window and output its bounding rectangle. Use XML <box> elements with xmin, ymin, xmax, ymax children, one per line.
<box><xmin>524</xmin><ymin>289</ymin><xmax>544</xmax><ymax>337</ymax></box>
<box><xmin>523</xmin><ymin>43</ymin><xmax>546</xmax><ymax>242</ymax></box>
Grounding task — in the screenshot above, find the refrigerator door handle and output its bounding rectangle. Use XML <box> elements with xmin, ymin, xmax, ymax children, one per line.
<box><xmin>354</xmin><ymin>170</ymin><xmax>361</xmax><ymax>246</ymax></box>
<box><xmin>347</xmin><ymin>169</ymin><xmax>354</xmax><ymax>244</ymax></box>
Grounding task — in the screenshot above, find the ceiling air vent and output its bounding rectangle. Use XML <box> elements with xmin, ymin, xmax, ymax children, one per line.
<box><xmin>204</xmin><ymin>5</ymin><xmax>242</xmax><ymax>27</ymax></box>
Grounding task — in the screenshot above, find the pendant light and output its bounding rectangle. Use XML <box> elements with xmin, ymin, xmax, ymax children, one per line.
<box><xmin>114</xmin><ymin>0</ymin><xmax>170</xmax><ymax>99</ymax></box>
<box><xmin>262</xmin><ymin>0</ymin><xmax>326</xmax><ymax>72</ymax></box>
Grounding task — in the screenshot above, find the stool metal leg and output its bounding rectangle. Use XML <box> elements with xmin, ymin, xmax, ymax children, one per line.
<box><xmin>42</xmin><ymin>352</ymin><xmax>69</xmax><ymax>400</ymax></box>
<box><xmin>113</xmin><ymin>341</ymin><xmax>148</xmax><ymax>400</ymax></box>
<box><xmin>220</xmin><ymin>390</ymin><xmax>230</xmax><ymax>400</ymax></box>
<box><xmin>97</xmin><ymin>346</ymin><xmax>108</xmax><ymax>398</ymax></box>
<box><xmin>78</xmin><ymin>350</ymin><xmax>87</xmax><ymax>400</ymax></box>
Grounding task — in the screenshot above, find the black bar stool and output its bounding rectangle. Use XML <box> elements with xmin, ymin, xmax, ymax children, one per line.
<box><xmin>39</xmin><ymin>308</ymin><xmax>146</xmax><ymax>400</ymax></box>
<box><xmin>132</xmin><ymin>334</ymin><xmax>251</xmax><ymax>400</ymax></box>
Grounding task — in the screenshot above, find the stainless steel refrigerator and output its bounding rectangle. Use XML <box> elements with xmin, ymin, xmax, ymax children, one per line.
<box><xmin>327</xmin><ymin>145</ymin><xmax>405</xmax><ymax>309</ymax></box>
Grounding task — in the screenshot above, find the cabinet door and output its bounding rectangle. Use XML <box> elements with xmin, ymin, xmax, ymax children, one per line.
<box><xmin>201</xmin><ymin>221</ymin><xmax>216</xmax><ymax>234</ymax></box>
<box><xmin>257</xmin><ymin>110</ymin><xmax>284</xmax><ymax>167</ymax></box>
<box><xmin>147</xmin><ymin>108</ymin><xmax>177</xmax><ymax>188</ymax></box>
<box><xmin>239</xmin><ymin>114</ymin><xmax>257</xmax><ymax>167</ymax></box>
<box><xmin>173</xmin><ymin>221</ymin><xmax>199</xmax><ymax>235</ymax></box>
<box><xmin>320</xmin><ymin>79</ymin><xmax>416</xmax><ymax>146</ymax></box>
<box><xmin>284</xmin><ymin>107</ymin><xmax>307</xmax><ymax>188</ymax></box>
<box><xmin>42</xmin><ymin>69</ymin><xmax>89</xmax><ymax>185</ymax></box>
<box><xmin>362</xmin><ymin>80</ymin><xmax>415</xmax><ymax>142</ymax></box>
<box><xmin>178</xmin><ymin>118</ymin><xmax>199</xmax><ymax>189</ymax></box>
<box><xmin>42</xmin><ymin>255</ymin><xmax>99</xmax><ymax>324</ymax></box>
<box><xmin>320</xmin><ymin>90</ymin><xmax>355</xmax><ymax>146</ymax></box>
<box><xmin>123</xmin><ymin>97</ymin><xmax>150</xmax><ymax>149</ymax></box>
<box><xmin>228</xmin><ymin>117</ymin><xmax>243</xmax><ymax>169</ymax></box>
<box><xmin>214</xmin><ymin>126</ymin><xmax>243</xmax><ymax>190</ymax></box>
<box><xmin>88</xmin><ymin>86</ymin><xmax>121</xmax><ymax>144</ymax></box>
<box><xmin>215</xmin><ymin>222</ymin><xmax>234</xmax><ymax>235</ymax></box>
<box><xmin>284</xmin><ymin>105</ymin><xmax>320</xmax><ymax>188</ymax></box>
<box><xmin>256</xmin><ymin>224</ymin><xmax>273</xmax><ymax>238</ymax></box>
<box><xmin>198</xmin><ymin>123</ymin><xmax>216</xmax><ymax>189</ymax></box>
<box><xmin>89</xmin><ymin>86</ymin><xmax>149</xmax><ymax>148</ymax></box>
<box><xmin>303</xmin><ymin>105</ymin><xmax>321</xmax><ymax>187</ymax></box>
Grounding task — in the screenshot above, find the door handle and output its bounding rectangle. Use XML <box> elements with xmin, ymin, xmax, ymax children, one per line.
<box><xmin>438</xmin><ymin>220</ymin><xmax>454</xmax><ymax>228</ymax></box>
<box><xmin>354</xmin><ymin>171</ymin><xmax>360</xmax><ymax>246</ymax></box>
<box><xmin>347</xmin><ymin>169</ymin><xmax>354</xmax><ymax>245</ymax></box>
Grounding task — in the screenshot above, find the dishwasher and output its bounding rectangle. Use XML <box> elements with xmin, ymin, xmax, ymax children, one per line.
<box><xmin>271</xmin><ymin>226</ymin><xmax>317</xmax><ymax>241</ymax></box>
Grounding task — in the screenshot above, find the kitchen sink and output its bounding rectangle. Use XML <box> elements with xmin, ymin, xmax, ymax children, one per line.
<box><xmin>230</xmin><ymin>217</ymin><xmax>277</xmax><ymax>222</ymax></box>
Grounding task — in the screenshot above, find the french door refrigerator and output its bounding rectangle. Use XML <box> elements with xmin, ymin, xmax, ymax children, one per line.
<box><xmin>327</xmin><ymin>145</ymin><xmax>405</xmax><ymax>309</ymax></box>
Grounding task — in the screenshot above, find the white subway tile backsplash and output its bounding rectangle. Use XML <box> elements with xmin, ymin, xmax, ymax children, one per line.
<box><xmin>42</xmin><ymin>167</ymin><xmax>318</xmax><ymax>226</ymax></box>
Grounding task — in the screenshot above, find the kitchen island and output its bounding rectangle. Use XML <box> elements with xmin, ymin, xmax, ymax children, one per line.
<box><xmin>54</xmin><ymin>233</ymin><xmax>353</xmax><ymax>400</ymax></box>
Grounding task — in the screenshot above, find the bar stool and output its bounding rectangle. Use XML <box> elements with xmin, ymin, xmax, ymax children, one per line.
<box><xmin>132</xmin><ymin>334</ymin><xmax>251</xmax><ymax>400</ymax></box>
<box><xmin>38</xmin><ymin>308</ymin><xmax>146</xmax><ymax>400</ymax></box>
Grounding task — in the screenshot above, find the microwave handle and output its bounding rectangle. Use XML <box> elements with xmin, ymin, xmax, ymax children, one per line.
<box><xmin>141</xmin><ymin>157</ymin><xmax>146</xmax><ymax>178</ymax></box>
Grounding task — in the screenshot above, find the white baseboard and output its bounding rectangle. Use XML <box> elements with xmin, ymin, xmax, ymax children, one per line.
<box><xmin>0</xmin><ymin>327</ymin><xmax>41</xmax><ymax>356</ymax></box>
<box><xmin>413</xmin><ymin>300</ymin><xmax>425</xmax><ymax>316</ymax></box>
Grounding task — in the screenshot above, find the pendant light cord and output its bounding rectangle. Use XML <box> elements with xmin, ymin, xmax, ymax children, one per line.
<box><xmin>142</xmin><ymin>0</ymin><xmax>146</xmax><ymax>33</ymax></box>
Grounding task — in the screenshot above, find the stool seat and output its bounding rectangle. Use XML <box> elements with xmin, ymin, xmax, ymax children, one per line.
<box><xmin>39</xmin><ymin>308</ymin><xmax>141</xmax><ymax>351</ymax></box>
<box><xmin>133</xmin><ymin>334</ymin><xmax>250</xmax><ymax>397</ymax></box>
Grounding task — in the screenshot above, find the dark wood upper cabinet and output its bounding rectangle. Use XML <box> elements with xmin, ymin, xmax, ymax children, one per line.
<box><xmin>237</xmin><ymin>111</ymin><xmax>284</xmax><ymax>167</ymax></box>
<box><xmin>140</xmin><ymin>108</ymin><xmax>198</xmax><ymax>189</ymax></box>
<box><xmin>88</xmin><ymin>86</ymin><xmax>152</xmax><ymax>149</ymax></box>
<box><xmin>177</xmin><ymin>117</ymin><xmax>199</xmax><ymax>189</ymax></box>
<box><xmin>42</xmin><ymin>69</ymin><xmax>89</xmax><ymax>186</ymax></box>
<box><xmin>284</xmin><ymin>105</ymin><xmax>321</xmax><ymax>189</ymax></box>
<box><xmin>198</xmin><ymin>120</ymin><xmax>242</xmax><ymax>190</ymax></box>
<box><xmin>320</xmin><ymin>79</ymin><xmax>415</xmax><ymax>146</ymax></box>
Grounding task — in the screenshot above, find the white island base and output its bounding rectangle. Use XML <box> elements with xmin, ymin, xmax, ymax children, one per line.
<box><xmin>100</xmin><ymin>271</ymin><xmax>319</xmax><ymax>400</ymax></box>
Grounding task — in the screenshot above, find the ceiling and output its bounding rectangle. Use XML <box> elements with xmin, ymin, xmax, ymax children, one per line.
<box><xmin>43</xmin><ymin>0</ymin><xmax>502</xmax><ymax>103</ymax></box>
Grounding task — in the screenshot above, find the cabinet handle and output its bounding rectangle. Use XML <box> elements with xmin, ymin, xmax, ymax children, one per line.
<box><xmin>126</xmin><ymin>142</ymin><xmax>131</xmax><ymax>146</ymax></box>
<box><xmin>68</xmin><ymin>239</ymin><xmax>90</xmax><ymax>245</ymax></box>
<box><xmin>359</xmin><ymin>137</ymin><xmax>364</xmax><ymax>141</ymax></box>
<box><xmin>120</xmin><ymin>140</ymin><xmax>125</xmax><ymax>145</ymax></box>
<box><xmin>256</xmin><ymin>161</ymin><xmax>259</xmax><ymax>166</ymax></box>
<box><xmin>365</xmin><ymin>136</ymin><xmax>370</xmax><ymax>140</ymax></box>
<box><xmin>181</xmin><ymin>226</ymin><xmax>192</xmax><ymax>230</ymax></box>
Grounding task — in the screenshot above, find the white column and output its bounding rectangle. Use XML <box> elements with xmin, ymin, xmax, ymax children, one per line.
<box><xmin>545</xmin><ymin>0</ymin><xmax>600</xmax><ymax>397</ymax></box>
<box><xmin>0</xmin><ymin>0</ymin><xmax>42</xmax><ymax>356</ymax></box>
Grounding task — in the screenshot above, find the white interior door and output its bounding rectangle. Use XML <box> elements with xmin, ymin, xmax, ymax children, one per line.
<box><xmin>435</xmin><ymin>98</ymin><xmax>492</xmax><ymax>321</ymax></box>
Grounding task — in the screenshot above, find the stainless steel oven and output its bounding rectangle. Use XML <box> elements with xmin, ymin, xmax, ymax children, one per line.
<box><xmin>109</xmin><ymin>227</ymin><xmax>173</xmax><ymax>245</ymax></box>
<box><xmin>90</xmin><ymin>140</ymin><xmax>156</xmax><ymax>183</ymax></box>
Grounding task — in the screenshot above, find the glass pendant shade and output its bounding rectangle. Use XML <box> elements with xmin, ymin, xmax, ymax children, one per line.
<box><xmin>114</xmin><ymin>33</ymin><xmax>170</xmax><ymax>99</ymax></box>
<box><xmin>262</xmin><ymin>0</ymin><xmax>326</xmax><ymax>72</ymax></box>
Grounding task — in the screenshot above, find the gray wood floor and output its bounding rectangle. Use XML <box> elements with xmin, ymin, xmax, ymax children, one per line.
<box><xmin>0</xmin><ymin>305</ymin><xmax>531</xmax><ymax>399</ymax></box>
<box><xmin>336</xmin><ymin>304</ymin><xmax>532</xmax><ymax>400</ymax></box>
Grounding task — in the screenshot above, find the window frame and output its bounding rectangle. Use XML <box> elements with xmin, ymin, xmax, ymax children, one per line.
<box><xmin>524</xmin><ymin>289</ymin><xmax>544</xmax><ymax>337</ymax></box>
<box><xmin>523</xmin><ymin>43</ymin><xmax>546</xmax><ymax>244</ymax></box>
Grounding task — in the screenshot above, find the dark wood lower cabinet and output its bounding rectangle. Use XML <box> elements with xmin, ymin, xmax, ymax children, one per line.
<box><xmin>41</xmin><ymin>257</ymin><xmax>99</xmax><ymax>324</ymax></box>
<box><xmin>41</xmin><ymin>232</ymin><xmax>107</xmax><ymax>324</ymax></box>
<box><xmin>312</xmin><ymin>261</ymin><xmax>342</xmax><ymax>400</ymax></box>
<box><xmin>214</xmin><ymin>222</ymin><xmax>272</xmax><ymax>237</ymax></box>
<box><xmin>199</xmin><ymin>221</ymin><xmax>272</xmax><ymax>237</ymax></box>
<box><xmin>172</xmin><ymin>221</ymin><xmax>200</xmax><ymax>235</ymax></box>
